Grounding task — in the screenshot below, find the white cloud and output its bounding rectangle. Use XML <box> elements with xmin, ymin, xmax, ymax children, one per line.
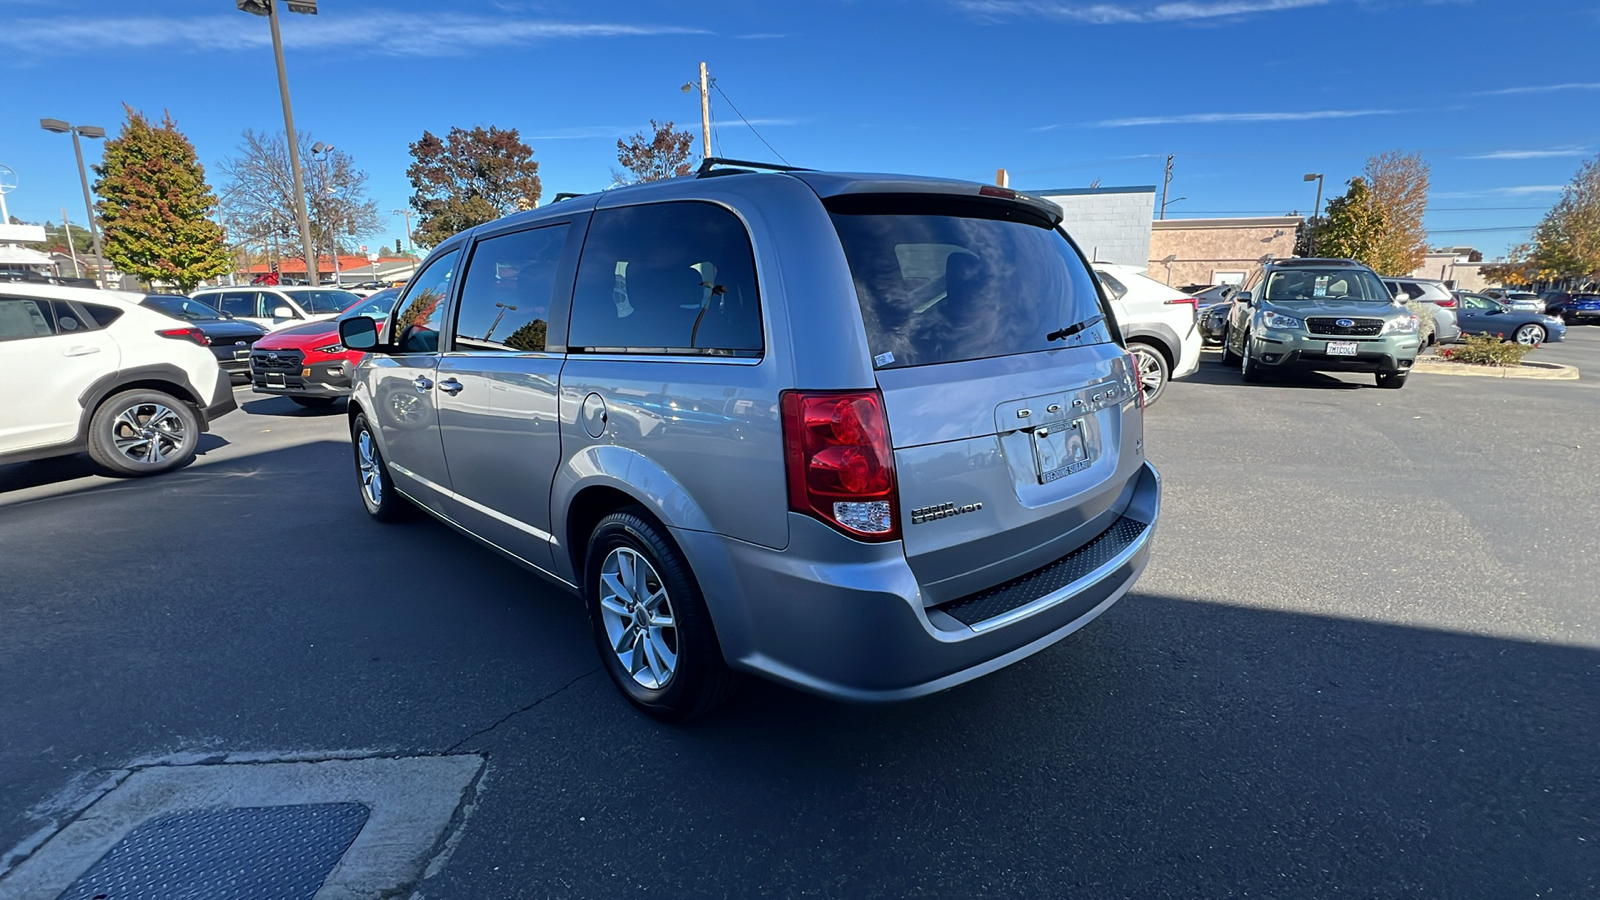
<box><xmin>1463</xmin><ymin>148</ymin><xmax>1591</xmax><ymax>160</ymax></box>
<box><xmin>957</xmin><ymin>0</ymin><xmax>1329</xmax><ymax>24</ymax></box>
<box><xmin>1433</xmin><ymin>185</ymin><xmax>1565</xmax><ymax>199</ymax></box>
<box><xmin>1095</xmin><ymin>108</ymin><xmax>1400</xmax><ymax>127</ymax></box>
<box><xmin>0</xmin><ymin>14</ymin><xmax>706</xmax><ymax>56</ymax></box>
<box><xmin>1478</xmin><ymin>82</ymin><xmax>1600</xmax><ymax>96</ymax></box>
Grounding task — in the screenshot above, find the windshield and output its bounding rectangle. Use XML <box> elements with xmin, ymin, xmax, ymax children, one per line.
<box><xmin>283</xmin><ymin>289</ymin><xmax>360</xmax><ymax>314</ymax></box>
<box><xmin>1261</xmin><ymin>268</ymin><xmax>1392</xmax><ymax>304</ymax></box>
<box><xmin>828</xmin><ymin>196</ymin><xmax>1111</xmax><ymax>370</ymax></box>
<box><xmin>144</xmin><ymin>295</ymin><xmax>220</xmax><ymax>321</ymax></box>
<box><xmin>338</xmin><ymin>287</ymin><xmax>402</xmax><ymax>321</ymax></box>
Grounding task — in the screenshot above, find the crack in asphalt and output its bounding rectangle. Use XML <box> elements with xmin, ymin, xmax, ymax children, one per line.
<box><xmin>447</xmin><ymin>668</ymin><xmax>602</xmax><ymax>753</ymax></box>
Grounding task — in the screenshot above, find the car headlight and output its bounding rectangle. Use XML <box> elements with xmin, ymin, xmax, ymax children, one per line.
<box><xmin>314</xmin><ymin>342</ymin><xmax>346</xmax><ymax>354</ymax></box>
<box><xmin>1381</xmin><ymin>315</ymin><xmax>1419</xmax><ymax>335</ymax></box>
<box><xmin>1261</xmin><ymin>311</ymin><xmax>1303</xmax><ymax>331</ymax></box>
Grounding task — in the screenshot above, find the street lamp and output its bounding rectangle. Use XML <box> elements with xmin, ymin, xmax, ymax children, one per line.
<box><xmin>1304</xmin><ymin>173</ymin><xmax>1325</xmax><ymax>256</ymax></box>
<box><xmin>310</xmin><ymin>141</ymin><xmax>340</xmax><ymax>285</ymax></box>
<box><xmin>1159</xmin><ymin>253</ymin><xmax>1178</xmax><ymax>285</ymax></box>
<box><xmin>40</xmin><ymin>118</ymin><xmax>110</xmax><ymax>289</ymax></box>
<box><xmin>236</xmin><ymin>0</ymin><xmax>321</xmax><ymax>285</ymax></box>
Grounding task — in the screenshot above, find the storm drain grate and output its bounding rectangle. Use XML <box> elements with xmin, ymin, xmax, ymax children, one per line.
<box><xmin>60</xmin><ymin>802</ymin><xmax>369</xmax><ymax>900</ymax></box>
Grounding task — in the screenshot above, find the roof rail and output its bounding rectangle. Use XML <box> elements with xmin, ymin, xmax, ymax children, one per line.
<box><xmin>551</xmin><ymin>192</ymin><xmax>586</xmax><ymax>203</ymax></box>
<box><xmin>695</xmin><ymin>157</ymin><xmax>810</xmax><ymax>178</ymax></box>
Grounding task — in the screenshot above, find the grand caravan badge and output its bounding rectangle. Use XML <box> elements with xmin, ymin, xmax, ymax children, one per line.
<box><xmin>910</xmin><ymin>501</ymin><xmax>983</xmax><ymax>525</ymax></box>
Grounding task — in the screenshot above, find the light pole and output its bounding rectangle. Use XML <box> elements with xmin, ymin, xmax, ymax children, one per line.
<box><xmin>392</xmin><ymin>208</ymin><xmax>413</xmax><ymax>253</ymax></box>
<box><xmin>39</xmin><ymin>119</ymin><xmax>109</xmax><ymax>288</ymax></box>
<box><xmin>1304</xmin><ymin>173</ymin><xmax>1324</xmax><ymax>256</ymax></box>
<box><xmin>237</xmin><ymin>0</ymin><xmax>320</xmax><ymax>286</ymax></box>
<box><xmin>681</xmin><ymin>62</ymin><xmax>712</xmax><ymax>160</ymax></box>
<box><xmin>310</xmin><ymin>141</ymin><xmax>341</xmax><ymax>285</ymax></box>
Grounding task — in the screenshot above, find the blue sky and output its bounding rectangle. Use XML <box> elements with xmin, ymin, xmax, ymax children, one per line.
<box><xmin>1</xmin><ymin>0</ymin><xmax>1597</xmax><ymax>259</ymax></box>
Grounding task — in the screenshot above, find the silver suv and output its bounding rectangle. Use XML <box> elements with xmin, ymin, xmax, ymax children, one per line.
<box><xmin>339</xmin><ymin>161</ymin><xmax>1161</xmax><ymax>720</ymax></box>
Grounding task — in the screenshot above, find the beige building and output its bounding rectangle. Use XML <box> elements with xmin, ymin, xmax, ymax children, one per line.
<box><xmin>1409</xmin><ymin>248</ymin><xmax>1489</xmax><ymax>291</ymax></box>
<box><xmin>1147</xmin><ymin>216</ymin><xmax>1303</xmax><ymax>288</ymax></box>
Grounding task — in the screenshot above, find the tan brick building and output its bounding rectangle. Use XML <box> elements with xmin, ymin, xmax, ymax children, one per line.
<box><xmin>1147</xmin><ymin>216</ymin><xmax>1303</xmax><ymax>289</ymax></box>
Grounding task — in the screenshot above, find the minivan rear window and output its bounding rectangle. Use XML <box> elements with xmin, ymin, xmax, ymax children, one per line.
<box><xmin>827</xmin><ymin>195</ymin><xmax>1111</xmax><ymax>370</ymax></box>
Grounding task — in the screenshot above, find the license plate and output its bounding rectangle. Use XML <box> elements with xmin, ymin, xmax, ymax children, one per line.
<box><xmin>265</xmin><ymin>373</ymin><xmax>286</xmax><ymax>387</ymax></box>
<box><xmin>1327</xmin><ymin>341</ymin><xmax>1358</xmax><ymax>356</ymax></box>
<box><xmin>234</xmin><ymin>349</ymin><xmax>250</xmax><ymax>359</ymax></box>
<box><xmin>1032</xmin><ymin>419</ymin><xmax>1092</xmax><ymax>484</ymax></box>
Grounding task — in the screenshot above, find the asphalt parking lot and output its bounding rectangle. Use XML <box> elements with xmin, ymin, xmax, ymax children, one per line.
<box><xmin>4</xmin><ymin>330</ymin><xmax>1598</xmax><ymax>898</ymax></box>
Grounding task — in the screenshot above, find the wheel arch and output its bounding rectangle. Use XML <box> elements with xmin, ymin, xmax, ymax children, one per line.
<box><xmin>554</xmin><ymin>446</ymin><xmax>717</xmax><ymax>586</ymax></box>
<box><xmin>77</xmin><ymin>366</ymin><xmax>208</xmax><ymax>442</ymax></box>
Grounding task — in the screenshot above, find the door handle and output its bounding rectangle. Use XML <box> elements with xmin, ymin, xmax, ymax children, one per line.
<box><xmin>63</xmin><ymin>346</ymin><xmax>102</xmax><ymax>357</ymax></box>
<box><xmin>413</xmin><ymin>375</ymin><xmax>434</xmax><ymax>393</ymax></box>
<box><xmin>437</xmin><ymin>378</ymin><xmax>464</xmax><ymax>396</ymax></box>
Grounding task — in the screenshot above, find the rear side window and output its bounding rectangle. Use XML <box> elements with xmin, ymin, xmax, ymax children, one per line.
<box><xmin>79</xmin><ymin>302</ymin><xmax>125</xmax><ymax>329</ymax></box>
<box><xmin>1095</xmin><ymin>270</ymin><xmax>1128</xmax><ymax>300</ymax></box>
<box><xmin>568</xmin><ymin>202</ymin><xmax>763</xmax><ymax>356</ymax></box>
<box><xmin>453</xmin><ymin>224</ymin><xmax>569</xmax><ymax>353</ymax></box>
<box><xmin>0</xmin><ymin>297</ymin><xmax>56</xmax><ymax>341</ymax></box>
<box><xmin>211</xmin><ymin>291</ymin><xmax>261</xmax><ymax>318</ymax></box>
<box><xmin>828</xmin><ymin>196</ymin><xmax>1110</xmax><ymax>370</ymax></box>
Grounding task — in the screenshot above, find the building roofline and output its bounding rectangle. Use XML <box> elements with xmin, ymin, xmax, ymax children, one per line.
<box><xmin>1152</xmin><ymin>216</ymin><xmax>1304</xmax><ymax>229</ymax></box>
<box><xmin>1023</xmin><ymin>185</ymin><xmax>1159</xmax><ymax>197</ymax></box>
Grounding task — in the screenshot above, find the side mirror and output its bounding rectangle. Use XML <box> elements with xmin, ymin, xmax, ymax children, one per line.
<box><xmin>272</xmin><ymin>305</ymin><xmax>294</xmax><ymax>319</ymax></box>
<box><xmin>339</xmin><ymin>315</ymin><xmax>381</xmax><ymax>351</ymax></box>
<box><xmin>1235</xmin><ymin>290</ymin><xmax>1253</xmax><ymax>305</ymax></box>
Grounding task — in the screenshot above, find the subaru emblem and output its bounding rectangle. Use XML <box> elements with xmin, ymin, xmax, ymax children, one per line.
<box><xmin>268</xmin><ymin>352</ymin><xmax>278</xmax><ymax>360</ymax></box>
<box><xmin>1335</xmin><ymin>318</ymin><xmax>1355</xmax><ymax>328</ymax></box>
<box><xmin>235</xmin><ymin>341</ymin><xmax>246</xmax><ymax>347</ymax></box>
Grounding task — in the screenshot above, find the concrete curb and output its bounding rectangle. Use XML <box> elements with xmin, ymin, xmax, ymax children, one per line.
<box><xmin>1411</xmin><ymin>357</ymin><xmax>1579</xmax><ymax>381</ymax></box>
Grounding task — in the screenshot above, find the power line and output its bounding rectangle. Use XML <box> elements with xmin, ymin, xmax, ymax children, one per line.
<box><xmin>1427</xmin><ymin>225</ymin><xmax>1539</xmax><ymax>234</ymax></box>
<box><xmin>711</xmin><ymin>81</ymin><xmax>790</xmax><ymax>165</ymax></box>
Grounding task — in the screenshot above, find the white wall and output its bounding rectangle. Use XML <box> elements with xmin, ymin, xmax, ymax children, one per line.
<box><xmin>1031</xmin><ymin>187</ymin><xmax>1157</xmax><ymax>268</ymax></box>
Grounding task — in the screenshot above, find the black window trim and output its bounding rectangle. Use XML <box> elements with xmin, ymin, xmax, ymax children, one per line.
<box><xmin>445</xmin><ymin>218</ymin><xmax>580</xmax><ymax>357</ymax></box>
<box><xmin>565</xmin><ymin>199</ymin><xmax>766</xmax><ymax>359</ymax></box>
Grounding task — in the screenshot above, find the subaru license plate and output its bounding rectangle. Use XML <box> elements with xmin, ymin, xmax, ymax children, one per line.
<box><xmin>1327</xmin><ymin>341</ymin><xmax>1358</xmax><ymax>356</ymax></box>
<box><xmin>1032</xmin><ymin>419</ymin><xmax>1092</xmax><ymax>484</ymax></box>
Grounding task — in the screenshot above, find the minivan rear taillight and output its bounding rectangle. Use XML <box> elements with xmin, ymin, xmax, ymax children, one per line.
<box><xmin>157</xmin><ymin>327</ymin><xmax>210</xmax><ymax>347</ymax></box>
<box><xmin>781</xmin><ymin>390</ymin><xmax>899</xmax><ymax>542</ymax></box>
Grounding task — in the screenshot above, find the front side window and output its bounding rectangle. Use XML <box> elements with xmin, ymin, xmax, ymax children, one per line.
<box><xmin>829</xmin><ymin>195</ymin><xmax>1110</xmax><ymax>370</ymax></box>
<box><xmin>453</xmin><ymin>224</ymin><xmax>570</xmax><ymax>353</ymax></box>
<box><xmin>213</xmin><ymin>291</ymin><xmax>260</xmax><ymax>318</ymax></box>
<box><xmin>393</xmin><ymin>249</ymin><xmax>459</xmax><ymax>353</ymax></box>
<box><xmin>0</xmin><ymin>298</ymin><xmax>56</xmax><ymax>341</ymax></box>
<box><xmin>568</xmin><ymin>202</ymin><xmax>762</xmax><ymax>356</ymax></box>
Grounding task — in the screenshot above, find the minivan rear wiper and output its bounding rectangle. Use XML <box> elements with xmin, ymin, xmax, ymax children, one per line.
<box><xmin>1047</xmin><ymin>315</ymin><xmax>1104</xmax><ymax>342</ymax></box>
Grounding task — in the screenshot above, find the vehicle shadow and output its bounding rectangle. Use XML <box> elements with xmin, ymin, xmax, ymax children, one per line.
<box><xmin>239</xmin><ymin>396</ymin><xmax>349</xmax><ymax>417</ymax></box>
<box><xmin>0</xmin><ymin>433</ymin><xmax>229</xmax><ymax>494</ymax></box>
<box><xmin>1188</xmin><ymin>353</ymin><xmax>1365</xmax><ymax>390</ymax></box>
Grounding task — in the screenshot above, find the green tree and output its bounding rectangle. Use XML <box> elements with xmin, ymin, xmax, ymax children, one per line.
<box><xmin>1310</xmin><ymin>177</ymin><xmax>1387</xmax><ymax>266</ymax></box>
<box><xmin>613</xmin><ymin>119</ymin><xmax>697</xmax><ymax>185</ymax></box>
<box><xmin>93</xmin><ymin>106</ymin><xmax>232</xmax><ymax>291</ymax></box>
<box><xmin>1363</xmin><ymin>151</ymin><xmax>1430</xmax><ymax>275</ymax></box>
<box><xmin>405</xmin><ymin>126</ymin><xmax>541</xmax><ymax>248</ymax></box>
<box><xmin>1527</xmin><ymin>154</ymin><xmax>1600</xmax><ymax>282</ymax></box>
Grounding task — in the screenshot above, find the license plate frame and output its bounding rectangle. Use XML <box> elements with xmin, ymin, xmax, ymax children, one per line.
<box><xmin>264</xmin><ymin>373</ymin><xmax>286</xmax><ymax>387</ymax></box>
<box><xmin>1327</xmin><ymin>341</ymin><xmax>1359</xmax><ymax>357</ymax></box>
<box><xmin>1032</xmin><ymin>418</ymin><xmax>1093</xmax><ymax>484</ymax></box>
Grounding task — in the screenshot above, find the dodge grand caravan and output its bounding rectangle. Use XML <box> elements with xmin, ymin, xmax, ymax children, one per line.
<box><xmin>339</xmin><ymin>160</ymin><xmax>1162</xmax><ymax>720</ymax></box>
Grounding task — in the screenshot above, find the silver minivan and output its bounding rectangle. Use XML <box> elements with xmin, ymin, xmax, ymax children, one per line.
<box><xmin>339</xmin><ymin>161</ymin><xmax>1161</xmax><ymax>720</ymax></box>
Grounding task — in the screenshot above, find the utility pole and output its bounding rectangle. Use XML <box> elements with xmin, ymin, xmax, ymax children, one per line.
<box><xmin>62</xmin><ymin>208</ymin><xmax>82</xmax><ymax>278</ymax></box>
<box><xmin>1159</xmin><ymin>154</ymin><xmax>1174</xmax><ymax>220</ymax></box>
<box><xmin>699</xmin><ymin>61</ymin><xmax>712</xmax><ymax>159</ymax></box>
<box><xmin>392</xmin><ymin>208</ymin><xmax>412</xmax><ymax>252</ymax></box>
<box><xmin>1303</xmin><ymin>172</ymin><xmax>1325</xmax><ymax>256</ymax></box>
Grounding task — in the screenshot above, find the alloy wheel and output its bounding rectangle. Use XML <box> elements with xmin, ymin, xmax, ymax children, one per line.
<box><xmin>1514</xmin><ymin>323</ymin><xmax>1545</xmax><ymax>345</ymax></box>
<box><xmin>1131</xmin><ymin>346</ymin><xmax>1165</xmax><ymax>405</ymax></box>
<box><xmin>110</xmin><ymin>403</ymin><xmax>187</xmax><ymax>465</ymax></box>
<box><xmin>356</xmin><ymin>428</ymin><xmax>383</xmax><ymax>508</ymax></box>
<box><xmin>598</xmin><ymin>547</ymin><xmax>679</xmax><ymax>689</ymax></box>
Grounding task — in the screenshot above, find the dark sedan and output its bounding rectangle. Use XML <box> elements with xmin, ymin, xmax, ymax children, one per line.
<box><xmin>139</xmin><ymin>294</ymin><xmax>270</xmax><ymax>382</ymax></box>
<box><xmin>1545</xmin><ymin>292</ymin><xmax>1600</xmax><ymax>324</ymax></box>
<box><xmin>1455</xmin><ymin>292</ymin><xmax>1566</xmax><ymax>344</ymax></box>
<box><xmin>1193</xmin><ymin>285</ymin><xmax>1237</xmax><ymax>345</ymax></box>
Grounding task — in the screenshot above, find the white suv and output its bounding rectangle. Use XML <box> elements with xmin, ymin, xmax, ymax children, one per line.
<box><xmin>191</xmin><ymin>286</ymin><xmax>361</xmax><ymax>331</ymax></box>
<box><xmin>1092</xmin><ymin>264</ymin><xmax>1202</xmax><ymax>406</ymax></box>
<box><xmin>0</xmin><ymin>284</ymin><xmax>237</xmax><ymax>476</ymax></box>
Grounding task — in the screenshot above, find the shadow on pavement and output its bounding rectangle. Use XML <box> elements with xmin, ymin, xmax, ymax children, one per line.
<box><xmin>1188</xmin><ymin>354</ymin><xmax>1366</xmax><ymax>390</ymax></box>
<box><xmin>0</xmin><ymin>434</ymin><xmax>230</xmax><ymax>495</ymax></box>
<box><xmin>240</xmin><ymin>396</ymin><xmax>350</xmax><ymax>417</ymax></box>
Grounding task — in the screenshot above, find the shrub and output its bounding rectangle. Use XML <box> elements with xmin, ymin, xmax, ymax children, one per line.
<box><xmin>1405</xmin><ymin>301</ymin><xmax>1437</xmax><ymax>347</ymax></box>
<box><xmin>1439</xmin><ymin>333</ymin><xmax>1537</xmax><ymax>367</ymax></box>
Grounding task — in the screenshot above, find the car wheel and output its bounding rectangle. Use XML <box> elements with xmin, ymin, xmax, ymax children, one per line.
<box><xmin>1127</xmin><ymin>341</ymin><xmax>1170</xmax><ymax>407</ymax></box>
<box><xmin>291</xmin><ymin>396</ymin><xmax>340</xmax><ymax>409</ymax></box>
<box><xmin>1513</xmin><ymin>323</ymin><xmax>1546</xmax><ymax>345</ymax></box>
<box><xmin>1376</xmin><ymin>372</ymin><xmax>1408</xmax><ymax>389</ymax></box>
<box><xmin>1239</xmin><ymin>332</ymin><xmax>1264</xmax><ymax>383</ymax></box>
<box><xmin>351</xmin><ymin>413</ymin><xmax>411</xmax><ymax>522</ymax></box>
<box><xmin>86</xmin><ymin>389</ymin><xmax>200</xmax><ymax>477</ymax></box>
<box><xmin>585</xmin><ymin>508</ymin><xmax>738</xmax><ymax>722</ymax></box>
<box><xmin>1220</xmin><ymin>327</ymin><xmax>1241</xmax><ymax>366</ymax></box>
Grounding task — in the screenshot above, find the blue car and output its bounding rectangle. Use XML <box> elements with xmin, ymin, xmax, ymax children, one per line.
<box><xmin>1549</xmin><ymin>292</ymin><xmax>1600</xmax><ymax>325</ymax></box>
<box><xmin>1455</xmin><ymin>292</ymin><xmax>1566</xmax><ymax>344</ymax></box>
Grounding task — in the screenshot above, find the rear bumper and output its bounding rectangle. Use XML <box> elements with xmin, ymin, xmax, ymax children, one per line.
<box><xmin>678</xmin><ymin>462</ymin><xmax>1160</xmax><ymax>702</ymax></box>
<box><xmin>199</xmin><ymin>368</ymin><xmax>237</xmax><ymax>427</ymax></box>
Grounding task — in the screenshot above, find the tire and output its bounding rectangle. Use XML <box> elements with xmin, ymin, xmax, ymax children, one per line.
<box><xmin>1239</xmin><ymin>332</ymin><xmax>1264</xmax><ymax>383</ymax></box>
<box><xmin>1376</xmin><ymin>372</ymin><xmax>1408</xmax><ymax>390</ymax></box>
<box><xmin>1220</xmin><ymin>326</ymin><xmax>1242</xmax><ymax>366</ymax></box>
<box><xmin>585</xmin><ymin>508</ymin><xmax>737</xmax><ymax>722</ymax></box>
<box><xmin>1513</xmin><ymin>323</ymin><xmax>1546</xmax><ymax>345</ymax></box>
<box><xmin>86</xmin><ymin>389</ymin><xmax>200</xmax><ymax>477</ymax></box>
<box><xmin>1127</xmin><ymin>341</ymin><xmax>1170</xmax><ymax>407</ymax></box>
<box><xmin>351</xmin><ymin>413</ymin><xmax>412</xmax><ymax>522</ymax></box>
<box><xmin>291</xmin><ymin>396</ymin><xmax>339</xmax><ymax>409</ymax></box>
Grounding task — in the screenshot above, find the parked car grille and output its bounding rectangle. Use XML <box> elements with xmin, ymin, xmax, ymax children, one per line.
<box><xmin>250</xmin><ymin>348</ymin><xmax>304</xmax><ymax>370</ymax></box>
<box><xmin>212</xmin><ymin>335</ymin><xmax>263</xmax><ymax>365</ymax></box>
<box><xmin>936</xmin><ymin>516</ymin><xmax>1148</xmax><ymax>628</ymax></box>
<box><xmin>1306</xmin><ymin>317</ymin><xmax>1383</xmax><ymax>337</ymax></box>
